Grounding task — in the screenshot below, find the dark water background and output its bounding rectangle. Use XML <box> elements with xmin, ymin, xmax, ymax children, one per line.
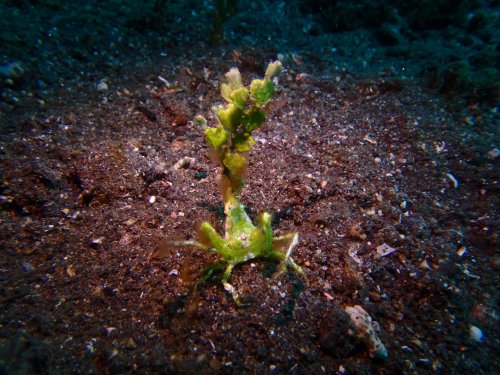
<box><xmin>1</xmin><ymin>0</ymin><xmax>498</xmax><ymax>110</ymax></box>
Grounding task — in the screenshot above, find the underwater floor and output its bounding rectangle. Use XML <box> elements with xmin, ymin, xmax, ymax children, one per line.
<box><xmin>0</xmin><ymin>1</ymin><xmax>498</xmax><ymax>374</ymax></box>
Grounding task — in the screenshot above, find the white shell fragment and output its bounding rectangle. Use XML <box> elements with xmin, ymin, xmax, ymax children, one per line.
<box><xmin>345</xmin><ymin>305</ymin><xmax>388</xmax><ymax>359</ymax></box>
<box><xmin>469</xmin><ymin>325</ymin><xmax>484</xmax><ymax>342</ymax></box>
<box><xmin>445</xmin><ymin>173</ymin><xmax>459</xmax><ymax>189</ymax></box>
<box><xmin>374</xmin><ymin>243</ymin><xmax>396</xmax><ymax>259</ymax></box>
<box><xmin>174</xmin><ymin>157</ymin><xmax>195</xmax><ymax>170</ymax></box>
<box><xmin>457</xmin><ymin>246</ymin><xmax>467</xmax><ymax>257</ymax></box>
<box><xmin>168</xmin><ymin>269</ymin><xmax>179</xmax><ymax>276</ymax></box>
<box><xmin>363</xmin><ymin>134</ymin><xmax>377</xmax><ymax>144</ymax></box>
<box><xmin>420</xmin><ymin>259</ymin><xmax>432</xmax><ymax>270</ymax></box>
<box><xmin>96</xmin><ymin>80</ymin><xmax>108</xmax><ymax>92</ymax></box>
<box><xmin>348</xmin><ymin>244</ymin><xmax>363</xmax><ymax>265</ymax></box>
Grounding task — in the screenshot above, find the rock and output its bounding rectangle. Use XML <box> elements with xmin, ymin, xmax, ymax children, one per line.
<box><xmin>97</xmin><ymin>80</ymin><xmax>109</xmax><ymax>92</ymax></box>
<box><xmin>486</xmin><ymin>148</ymin><xmax>499</xmax><ymax>160</ymax></box>
<box><xmin>469</xmin><ymin>325</ymin><xmax>483</xmax><ymax>342</ymax></box>
<box><xmin>0</xmin><ymin>61</ymin><xmax>24</xmax><ymax>83</ymax></box>
<box><xmin>348</xmin><ymin>223</ymin><xmax>367</xmax><ymax>240</ymax></box>
<box><xmin>420</xmin><ymin>259</ymin><xmax>432</xmax><ymax>270</ymax></box>
<box><xmin>22</xmin><ymin>262</ymin><xmax>33</xmax><ymax>272</ymax></box>
<box><xmin>195</xmin><ymin>171</ymin><xmax>208</xmax><ymax>180</ymax></box>
<box><xmin>345</xmin><ymin>305</ymin><xmax>388</xmax><ymax>360</ymax></box>
<box><xmin>374</xmin><ymin>243</ymin><xmax>396</xmax><ymax>259</ymax></box>
<box><xmin>91</xmin><ymin>236</ymin><xmax>105</xmax><ymax>249</ymax></box>
<box><xmin>319</xmin><ymin>304</ymin><xmax>364</xmax><ymax>357</ymax></box>
<box><xmin>66</xmin><ymin>266</ymin><xmax>76</xmax><ymax>277</ymax></box>
<box><xmin>174</xmin><ymin>157</ymin><xmax>195</xmax><ymax>170</ymax></box>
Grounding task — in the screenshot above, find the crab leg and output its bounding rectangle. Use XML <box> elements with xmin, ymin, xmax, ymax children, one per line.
<box><xmin>167</xmin><ymin>239</ymin><xmax>209</xmax><ymax>250</ymax></box>
<box><xmin>199</xmin><ymin>221</ymin><xmax>233</xmax><ymax>260</ymax></box>
<box><xmin>221</xmin><ymin>263</ymin><xmax>247</xmax><ymax>307</ymax></box>
<box><xmin>271</xmin><ymin>232</ymin><xmax>304</xmax><ymax>274</ymax></box>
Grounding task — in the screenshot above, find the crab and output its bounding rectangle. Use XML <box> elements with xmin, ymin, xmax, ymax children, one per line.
<box><xmin>168</xmin><ymin>193</ymin><xmax>303</xmax><ymax>306</ymax></box>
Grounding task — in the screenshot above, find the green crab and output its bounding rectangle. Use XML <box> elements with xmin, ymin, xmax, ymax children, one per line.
<box><xmin>167</xmin><ymin>191</ymin><xmax>303</xmax><ymax>306</ymax></box>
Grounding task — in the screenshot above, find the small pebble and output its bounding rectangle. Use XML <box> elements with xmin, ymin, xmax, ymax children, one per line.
<box><xmin>108</xmin><ymin>348</ymin><xmax>119</xmax><ymax>359</ymax></box>
<box><xmin>125</xmin><ymin>218</ymin><xmax>137</xmax><ymax>226</ymax></box>
<box><xmin>91</xmin><ymin>237</ymin><xmax>105</xmax><ymax>249</ymax></box>
<box><xmin>97</xmin><ymin>80</ymin><xmax>108</xmax><ymax>92</ymax></box>
<box><xmin>174</xmin><ymin>157</ymin><xmax>195</xmax><ymax>169</ymax></box>
<box><xmin>195</xmin><ymin>171</ymin><xmax>208</xmax><ymax>180</ymax></box>
<box><xmin>470</xmin><ymin>325</ymin><xmax>483</xmax><ymax>342</ymax></box>
<box><xmin>124</xmin><ymin>337</ymin><xmax>137</xmax><ymax>349</ymax></box>
<box><xmin>457</xmin><ymin>246</ymin><xmax>467</xmax><ymax>257</ymax></box>
<box><xmin>92</xmin><ymin>237</ymin><xmax>105</xmax><ymax>245</ymax></box>
<box><xmin>0</xmin><ymin>61</ymin><xmax>24</xmax><ymax>80</ymax></box>
<box><xmin>420</xmin><ymin>259</ymin><xmax>432</xmax><ymax>270</ymax></box>
<box><xmin>374</xmin><ymin>243</ymin><xmax>396</xmax><ymax>259</ymax></box>
<box><xmin>22</xmin><ymin>262</ymin><xmax>33</xmax><ymax>272</ymax></box>
<box><xmin>486</xmin><ymin>148</ymin><xmax>499</xmax><ymax>160</ymax></box>
<box><xmin>66</xmin><ymin>266</ymin><xmax>76</xmax><ymax>277</ymax></box>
